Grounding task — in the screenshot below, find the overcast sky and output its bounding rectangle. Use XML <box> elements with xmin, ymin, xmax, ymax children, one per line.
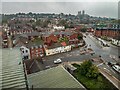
<box><xmin>2</xmin><ymin>1</ymin><xmax>119</xmax><ymax>18</ymax></box>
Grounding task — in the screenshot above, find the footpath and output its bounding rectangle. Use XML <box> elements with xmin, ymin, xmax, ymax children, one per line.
<box><xmin>64</xmin><ymin>61</ymin><xmax>120</xmax><ymax>89</ymax></box>
<box><xmin>99</xmin><ymin>68</ymin><xmax>120</xmax><ymax>89</ymax></box>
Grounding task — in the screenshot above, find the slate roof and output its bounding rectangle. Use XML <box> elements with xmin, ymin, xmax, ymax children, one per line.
<box><xmin>53</xmin><ymin>31</ymin><xmax>73</xmax><ymax>36</ymax></box>
<box><xmin>14</xmin><ymin>31</ymin><xmax>42</xmax><ymax>39</ymax></box>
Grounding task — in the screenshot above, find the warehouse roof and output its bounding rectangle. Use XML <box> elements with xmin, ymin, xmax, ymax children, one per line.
<box><xmin>1</xmin><ymin>48</ymin><xmax>27</xmax><ymax>89</ymax></box>
<box><xmin>28</xmin><ymin>66</ymin><xmax>85</xmax><ymax>89</ymax></box>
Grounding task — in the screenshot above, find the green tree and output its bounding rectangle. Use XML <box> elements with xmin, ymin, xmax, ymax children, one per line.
<box><xmin>58</xmin><ymin>37</ymin><xmax>69</xmax><ymax>43</ymax></box>
<box><xmin>118</xmin><ymin>19</ymin><xmax>120</xmax><ymax>24</ymax></box>
<box><xmin>77</xmin><ymin>35</ymin><xmax>83</xmax><ymax>40</ymax></box>
<box><xmin>86</xmin><ymin>65</ymin><xmax>99</xmax><ymax>79</ymax></box>
<box><xmin>80</xmin><ymin>27</ymin><xmax>87</xmax><ymax>32</ymax></box>
<box><xmin>97</xmin><ymin>76</ymin><xmax>103</xmax><ymax>82</ymax></box>
<box><xmin>80</xmin><ymin>60</ymin><xmax>92</xmax><ymax>75</ymax></box>
<box><xmin>35</xmin><ymin>20</ymin><xmax>42</xmax><ymax>26</ymax></box>
<box><xmin>58</xmin><ymin>19</ymin><xmax>66</xmax><ymax>26</ymax></box>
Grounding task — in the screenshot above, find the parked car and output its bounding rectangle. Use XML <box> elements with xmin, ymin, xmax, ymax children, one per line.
<box><xmin>54</xmin><ymin>58</ymin><xmax>62</xmax><ymax>64</ymax></box>
<box><xmin>90</xmin><ymin>51</ymin><xmax>95</xmax><ymax>55</ymax></box>
<box><xmin>80</xmin><ymin>51</ymin><xmax>86</xmax><ymax>55</ymax></box>
<box><xmin>112</xmin><ymin>65</ymin><xmax>120</xmax><ymax>73</ymax></box>
<box><xmin>107</xmin><ymin>62</ymin><xmax>116</xmax><ymax>67</ymax></box>
<box><xmin>45</xmin><ymin>66</ymin><xmax>50</xmax><ymax>69</ymax></box>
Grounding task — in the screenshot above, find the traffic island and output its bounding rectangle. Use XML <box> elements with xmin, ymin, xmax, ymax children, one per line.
<box><xmin>71</xmin><ymin>61</ymin><xmax>118</xmax><ymax>90</ymax></box>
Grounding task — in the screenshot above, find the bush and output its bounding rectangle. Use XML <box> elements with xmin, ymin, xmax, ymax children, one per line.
<box><xmin>86</xmin><ymin>65</ymin><xmax>99</xmax><ymax>79</ymax></box>
<box><xmin>97</xmin><ymin>76</ymin><xmax>103</xmax><ymax>82</ymax></box>
<box><xmin>58</xmin><ymin>37</ymin><xmax>69</xmax><ymax>43</ymax></box>
<box><xmin>79</xmin><ymin>60</ymin><xmax>92</xmax><ymax>75</ymax></box>
<box><xmin>78</xmin><ymin>35</ymin><xmax>83</xmax><ymax>40</ymax></box>
<box><xmin>80</xmin><ymin>28</ymin><xmax>87</xmax><ymax>32</ymax></box>
<box><xmin>79</xmin><ymin>60</ymin><xmax>99</xmax><ymax>79</ymax></box>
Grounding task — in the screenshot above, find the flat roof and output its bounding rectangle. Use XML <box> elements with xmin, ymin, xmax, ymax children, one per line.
<box><xmin>28</xmin><ymin>66</ymin><xmax>85</xmax><ymax>88</ymax></box>
<box><xmin>1</xmin><ymin>48</ymin><xmax>27</xmax><ymax>89</ymax></box>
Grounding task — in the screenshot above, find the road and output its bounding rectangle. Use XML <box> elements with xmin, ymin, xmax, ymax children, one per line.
<box><xmin>43</xmin><ymin>33</ymin><xmax>119</xmax><ymax>65</ymax></box>
<box><xmin>41</xmin><ymin>33</ymin><xmax>120</xmax><ymax>80</ymax></box>
<box><xmin>84</xmin><ymin>34</ymin><xmax>119</xmax><ymax>62</ymax></box>
<box><xmin>83</xmin><ymin>33</ymin><xmax>120</xmax><ymax>80</ymax></box>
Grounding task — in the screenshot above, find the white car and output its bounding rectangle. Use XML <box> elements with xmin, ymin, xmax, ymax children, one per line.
<box><xmin>112</xmin><ymin>65</ymin><xmax>120</xmax><ymax>73</ymax></box>
<box><xmin>54</xmin><ymin>59</ymin><xmax>62</xmax><ymax>64</ymax></box>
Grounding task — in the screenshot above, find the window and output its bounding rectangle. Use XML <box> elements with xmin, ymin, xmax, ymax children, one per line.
<box><xmin>36</xmin><ymin>49</ymin><xmax>38</xmax><ymax>52</ymax></box>
<box><xmin>22</xmin><ymin>51</ymin><xmax>24</xmax><ymax>53</ymax></box>
<box><xmin>36</xmin><ymin>54</ymin><xmax>38</xmax><ymax>57</ymax></box>
<box><xmin>24</xmin><ymin>56</ymin><xmax>28</xmax><ymax>59</ymax></box>
<box><xmin>26</xmin><ymin>50</ymin><xmax>28</xmax><ymax>53</ymax></box>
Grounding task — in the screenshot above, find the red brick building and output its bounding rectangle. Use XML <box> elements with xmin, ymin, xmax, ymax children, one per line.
<box><xmin>29</xmin><ymin>45</ymin><xmax>45</xmax><ymax>60</ymax></box>
<box><xmin>42</xmin><ymin>31</ymin><xmax>82</xmax><ymax>46</ymax></box>
<box><xmin>43</xmin><ymin>34</ymin><xmax>58</xmax><ymax>46</ymax></box>
<box><xmin>94</xmin><ymin>28</ymin><xmax>120</xmax><ymax>38</ymax></box>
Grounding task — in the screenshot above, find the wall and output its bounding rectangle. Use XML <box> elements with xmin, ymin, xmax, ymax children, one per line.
<box><xmin>45</xmin><ymin>45</ymin><xmax>72</xmax><ymax>56</ymax></box>
<box><xmin>30</xmin><ymin>47</ymin><xmax>44</xmax><ymax>59</ymax></box>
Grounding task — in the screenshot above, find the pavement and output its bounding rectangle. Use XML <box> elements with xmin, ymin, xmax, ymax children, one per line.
<box><xmin>29</xmin><ymin>33</ymin><xmax>120</xmax><ymax>81</ymax></box>
<box><xmin>7</xmin><ymin>32</ymin><xmax>120</xmax><ymax>88</ymax></box>
<box><xmin>62</xmin><ymin>61</ymin><xmax>120</xmax><ymax>89</ymax></box>
<box><xmin>99</xmin><ymin>68</ymin><xmax>120</xmax><ymax>89</ymax></box>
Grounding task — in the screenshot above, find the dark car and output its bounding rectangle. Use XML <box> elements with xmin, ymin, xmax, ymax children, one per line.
<box><xmin>107</xmin><ymin>62</ymin><xmax>116</xmax><ymax>67</ymax></box>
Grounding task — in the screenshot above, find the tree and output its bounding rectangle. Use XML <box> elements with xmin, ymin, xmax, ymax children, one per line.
<box><xmin>80</xmin><ymin>27</ymin><xmax>87</xmax><ymax>32</ymax></box>
<box><xmin>118</xmin><ymin>19</ymin><xmax>120</xmax><ymax>24</ymax></box>
<box><xmin>58</xmin><ymin>37</ymin><xmax>69</xmax><ymax>43</ymax></box>
<box><xmin>97</xmin><ymin>76</ymin><xmax>103</xmax><ymax>82</ymax></box>
<box><xmin>77</xmin><ymin>35</ymin><xmax>83</xmax><ymax>40</ymax></box>
<box><xmin>58</xmin><ymin>19</ymin><xmax>66</xmax><ymax>26</ymax></box>
<box><xmin>79</xmin><ymin>60</ymin><xmax>99</xmax><ymax>79</ymax></box>
<box><xmin>86</xmin><ymin>65</ymin><xmax>99</xmax><ymax>79</ymax></box>
<box><xmin>35</xmin><ymin>20</ymin><xmax>42</xmax><ymax>26</ymax></box>
<box><xmin>80</xmin><ymin>60</ymin><xmax>92</xmax><ymax>75</ymax></box>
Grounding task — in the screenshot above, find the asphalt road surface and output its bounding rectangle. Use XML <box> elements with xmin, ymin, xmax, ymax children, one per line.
<box><xmin>42</xmin><ymin>33</ymin><xmax>120</xmax><ymax>80</ymax></box>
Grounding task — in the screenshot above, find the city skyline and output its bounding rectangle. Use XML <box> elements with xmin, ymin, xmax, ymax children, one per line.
<box><xmin>2</xmin><ymin>2</ymin><xmax>118</xmax><ymax>18</ymax></box>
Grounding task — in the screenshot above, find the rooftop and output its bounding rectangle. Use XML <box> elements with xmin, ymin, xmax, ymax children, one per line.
<box><xmin>27</xmin><ymin>66</ymin><xmax>85</xmax><ymax>88</ymax></box>
<box><xmin>52</xmin><ymin>31</ymin><xmax>73</xmax><ymax>36</ymax></box>
<box><xmin>1</xmin><ymin>48</ymin><xmax>27</xmax><ymax>89</ymax></box>
<box><xmin>45</xmin><ymin>42</ymin><xmax>68</xmax><ymax>49</ymax></box>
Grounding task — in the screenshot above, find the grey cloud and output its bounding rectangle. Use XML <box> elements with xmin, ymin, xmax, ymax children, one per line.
<box><xmin>2</xmin><ymin>2</ymin><xmax>118</xmax><ymax>18</ymax></box>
